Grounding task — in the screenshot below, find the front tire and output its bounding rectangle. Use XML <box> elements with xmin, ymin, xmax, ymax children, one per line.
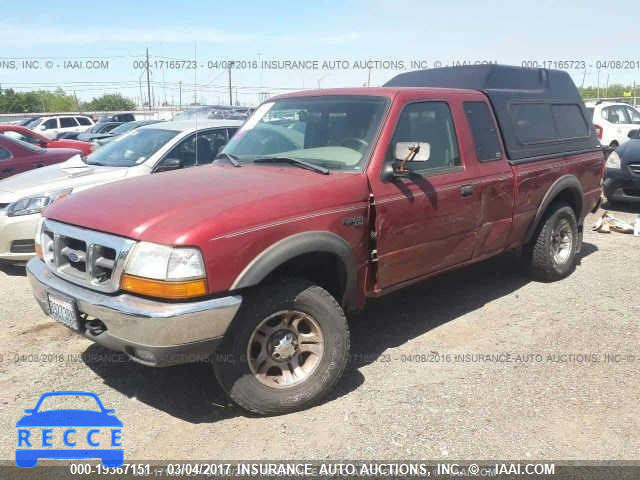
<box><xmin>214</xmin><ymin>278</ymin><xmax>350</xmax><ymax>415</ymax></box>
<box><xmin>525</xmin><ymin>202</ymin><xmax>579</xmax><ymax>281</ymax></box>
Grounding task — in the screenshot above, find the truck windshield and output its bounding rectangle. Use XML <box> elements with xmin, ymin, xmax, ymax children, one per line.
<box><xmin>85</xmin><ymin>128</ymin><xmax>178</xmax><ymax>167</ymax></box>
<box><xmin>222</xmin><ymin>96</ymin><xmax>388</xmax><ymax>171</ymax></box>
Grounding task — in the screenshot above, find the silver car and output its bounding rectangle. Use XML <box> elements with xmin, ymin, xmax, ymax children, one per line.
<box><xmin>0</xmin><ymin>119</ymin><xmax>242</xmax><ymax>264</ymax></box>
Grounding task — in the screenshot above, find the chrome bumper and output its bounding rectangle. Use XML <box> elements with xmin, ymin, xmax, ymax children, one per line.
<box><xmin>27</xmin><ymin>257</ymin><xmax>242</xmax><ymax>366</ymax></box>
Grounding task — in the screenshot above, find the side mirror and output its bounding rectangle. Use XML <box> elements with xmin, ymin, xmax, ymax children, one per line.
<box><xmin>38</xmin><ymin>140</ymin><xmax>48</xmax><ymax>147</ymax></box>
<box><xmin>155</xmin><ymin>157</ymin><xmax>182</xmax><ymax>173</ymax></box>
<box><xmin>24</xmin><ymin>409</ymin><xmax>34</xmax><ymax>414</ymax></box>
<box><xmin>388</xmin><ymin>142</ymin><xmax>431</xmax><ymax>178</ymax></box>
<box><xmin>628</xmin><ymin>129</ymin><xmax>639</xmax><ymax>139</ymax></box>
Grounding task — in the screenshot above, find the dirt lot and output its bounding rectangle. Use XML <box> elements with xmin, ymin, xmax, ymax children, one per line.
<box><xmin>1</xmin><ymin>206</ymin><xmax>639</xmax><ymax>461</ymax></box>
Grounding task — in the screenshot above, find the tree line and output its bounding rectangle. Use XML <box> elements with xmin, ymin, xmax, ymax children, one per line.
<box><xmin>0</xmin><ymin>88</ymin><xmax>136</xmax><ymax>113</ymax></box>
<box><xmin>0</xmin><ymin>84</ymin><xmax>638</xmax><ymax>114</ymax></box>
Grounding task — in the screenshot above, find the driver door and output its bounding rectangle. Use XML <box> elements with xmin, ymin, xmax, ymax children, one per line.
<box><xmin>368</xmin><ymin>99</ymin><xmax>482</xmax><ymax>290</ymax></box>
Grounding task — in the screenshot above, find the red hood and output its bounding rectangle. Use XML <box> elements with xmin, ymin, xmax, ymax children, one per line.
<box><xmin>44</xmin><ymin>163</ymin><xmax>369</xmax><ymax>246</ymax></box>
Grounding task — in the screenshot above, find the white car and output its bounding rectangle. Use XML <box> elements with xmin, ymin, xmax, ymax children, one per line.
<box><xmin>23</xmin><ymin>115</ymin><xmax>95</xmax><ymax>140</ymax></box>
<box><xmin>585</xmin><ymin>101</ymin><xmax>640</xmax><ymax>148</ymax></box>
<box><xmin>0</xmin><ymin>119</ymin><xmax>242</xmax><ymax>263</ymax></box>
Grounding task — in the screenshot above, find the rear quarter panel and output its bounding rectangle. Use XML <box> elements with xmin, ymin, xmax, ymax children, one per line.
<box><xmin>506</xmin><ymin>151</ymin><xmax>605</xmax><ymax>248</ymax></box>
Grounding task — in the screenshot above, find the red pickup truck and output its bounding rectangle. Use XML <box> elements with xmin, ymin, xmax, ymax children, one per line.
<box><xmin>27</xmin><ymin>65</ymin><xmax>604</xmax><ymax>415</ymax></box>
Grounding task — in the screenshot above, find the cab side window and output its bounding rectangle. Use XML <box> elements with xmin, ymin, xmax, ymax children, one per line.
<box><xmin>390</xmin><ymin>101</ymin><xmax>460</xmax><ymax>174</ymax></box>
<box><xmin>464</xmin><ymin>101</ymin><xmax>502</xmax><ymax>161</ymax></box>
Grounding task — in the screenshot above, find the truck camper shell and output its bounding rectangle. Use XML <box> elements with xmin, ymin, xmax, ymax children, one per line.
<box><xmin>384</xmin><ymin>65</ymin><xmax>601</xmax><ymax>163</ymax></box>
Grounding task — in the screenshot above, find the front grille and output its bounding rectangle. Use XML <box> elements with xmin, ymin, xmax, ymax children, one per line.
<box><xmin>10</xmin><ymin>239</ymin><xmax>35</xmax><ymax>254</ymax></box>
<box><xmin>40</xmin><ymin>219</ymin><xmax>136</xmax><ymax>293</ymax></box>
<box><xmin>629</xmin><ymin>163</ymin><xmax>640</xmax><ymax>175</ymax></box>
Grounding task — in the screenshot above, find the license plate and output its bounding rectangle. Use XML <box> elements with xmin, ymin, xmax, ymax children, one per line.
<box><xmin>47</xmin><ymin>292</ymin><xmax>81</xmax><ymax>331</ymax></box>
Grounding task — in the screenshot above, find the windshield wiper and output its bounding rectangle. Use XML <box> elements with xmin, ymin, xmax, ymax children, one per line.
<box><xmin>215</xmin><ymin>152</ymin><xmax>241</xmax><ymax>167</ymax></box>
<box><xmin>253</xmin><ymin>156</ymin><xmax>330</xmax><ymax>175</ymax></box>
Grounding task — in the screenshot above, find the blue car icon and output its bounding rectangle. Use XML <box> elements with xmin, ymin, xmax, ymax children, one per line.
<box><xmin>16</xmin><ymin>391</ymin><xmax>123</xmax><ymax>468</ymax></box>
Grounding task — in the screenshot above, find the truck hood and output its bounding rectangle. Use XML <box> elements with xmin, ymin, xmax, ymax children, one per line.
<box><xmin>0</xmin><ymin>155</ymin><xmax>131</xmax><ymax>203</ymax></box>
<box><xmin>44</xmin><ymin>163</ymin><xmax>370</xmax><ymax>245</ymax></box>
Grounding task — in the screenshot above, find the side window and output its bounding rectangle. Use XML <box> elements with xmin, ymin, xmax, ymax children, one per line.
<box><xmin>625</xmin><ymin>107</ymin><xmax>640</xmax><ymax>125</ymax></box>
<box><xmin>463</xmin><ymin>101</ymin><xmax>502</xmax><ymax>161</ymax></box>
<box><xmin>43</xmin><ymin>119</ymin><xmax>58</xmax><ymax>130</ymax></box>
<box><xmin>552</xmin><ymin>104</ymin><xmax>589</xmax><ymax>138</ymax></box>
<box><xmin>164</xmin><ymin>130</ymin><xmax>227</xmax><ymax>168</ymax></box>
<box><xmin>510</xmin><ymin>104</ymin><xmax>555</xmax><ymax>143</ymax></box>
<box><xmin>0</xmin><ymin>146</ymin><xmax>12</xmax><ymax>161</ymax></box>
<box><xmin>602</xmin><ymin>106</ymin><xmax>628</xmax><ymax>124</ymax></box>
<box><xmin>76</xmin><ymin>117</ymin><xmax>92</xmax><ymax>126</ymax></box>
<box><xmin>60</xmin><ymin>117</ymin><xmax>78</xmax><ymax>128</ymax></box>
<box><xmin>390</xmin><ymin>102</ymin><xmax>461</xmax><ymax>173</ymax></box>
<box><xmin>3</xmin><ymin>131</ymin><xmax>28</xmax><ymax>143</ymax></box>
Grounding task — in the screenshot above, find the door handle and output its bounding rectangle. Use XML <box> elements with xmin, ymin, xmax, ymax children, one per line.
<box><xmin>460</xmin><ymin>184</ymin><xmax>474</xmax><ymax>197</ymax></box>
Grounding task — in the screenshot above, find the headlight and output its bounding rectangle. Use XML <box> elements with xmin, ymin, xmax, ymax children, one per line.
<box><xmin>7</xmin><ymin>189</ymin><xmax>72</xmax><ymax>217</ymax></box>
<box><xmin>605</xmin><ymin>151</ymin><xmax>621</xmax><ymax>169</ymax></box>
<box><xmin>122</xmin><ymin>242</ymin><xmax>207</xmax><ymax>299</ymax></box>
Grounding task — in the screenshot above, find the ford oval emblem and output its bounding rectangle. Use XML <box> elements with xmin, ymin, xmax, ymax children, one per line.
<box><xmin>67</xmin><ymin>252</ymin><xmax>79</xmax><ymax>263</ymax></box>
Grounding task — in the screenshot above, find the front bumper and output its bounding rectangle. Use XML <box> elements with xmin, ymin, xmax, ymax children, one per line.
<box><xmin>604</xmin><ymin>168</ymin><xmax>640</xmax><ymax>203</ymax></box>
<box><xmin>0</xmin><ymin>211</ymin><xmax>40</xmax><ymax>263</ymax></box>
<box><xmin>27</xmin><ymin>258</ymin><xmax>242</xmax><ymax>366</ymax></box>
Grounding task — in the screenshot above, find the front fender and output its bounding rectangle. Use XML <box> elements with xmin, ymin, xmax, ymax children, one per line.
<box><xmin>230</xmin><ymin>231</ymin><xmax>357</xmax><ymax>307</ymax></box>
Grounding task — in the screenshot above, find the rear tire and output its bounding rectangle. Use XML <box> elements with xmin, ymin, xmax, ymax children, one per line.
<box><xmin>213</xmin><ymin>278</ymin><xmax>350</xmax><ymax>415</ymax></box>
<box><xmin>525</xmin><ymin>202</ymin><xmax>579</xmax><ymax>281</ymax></box>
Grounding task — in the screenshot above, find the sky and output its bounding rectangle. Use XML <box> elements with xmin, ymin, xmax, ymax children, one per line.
<box><xmin>1</xmin><ymin>0</ymin><xmax>639</xmax><ymax>106</ymax></box>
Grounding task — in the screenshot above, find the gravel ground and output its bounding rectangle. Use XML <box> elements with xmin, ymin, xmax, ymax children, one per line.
<box><xmin>1</xmin><ymin>206</ymin><xmax>639</xmax><ymax>461</ymax></box>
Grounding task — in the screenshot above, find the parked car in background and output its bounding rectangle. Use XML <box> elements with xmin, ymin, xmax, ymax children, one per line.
<box><xmin>603</xmin><ymin>129</ymin><xmax>640</xmax><ymax>203</ymax></box>
<box><xmin>0</xmin><ymin>119</ymin><xmax>242</xmax><ymax>264</ymax></box>
<box><xmin>91</xmin><ymin>120</ymin><xmax>164</xmax><ymax>148</ymax></box>
<box><xmin>59</xmin><ymin>122</ymin><xmax>120</xmax><ymax>141</ymax></box>
<box><xmin>17</xmin><ymin>116</ymin><xmax>42</xmax><ymax>126</ymax></box>
<box><xmin>0</xmin><ymin>125</ymin><xmax>93</xmax><ymax>156</ymax></box>
<box><xmin>24</xmin><ymin>115</ymin><xmax>94</xmax><ymax>140</ymax></box>
<box><xmin>0</xmin><ymin>136</ymin><xmax>81</xmax><ymax>180</ymax></box>
<box><xmin>25</xmin><ymin>65</ymin><xmax>604</xmax><ymax>415</ymax></box>
<box><xmin>585</xmin><ymin>101</ymin><xmax>640</xmax><ymax>148</ymax></box>
<box><xmin>75</xmin><ymin>122</ymin><xmax>123</xmax><ymax>142</ymax></box>
<box><xmin>92</xmin><ymin>112</ymin><xmax>136</xmax><ymax>123</ymax></box>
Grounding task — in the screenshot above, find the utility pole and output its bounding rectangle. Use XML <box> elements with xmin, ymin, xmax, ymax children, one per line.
<box><xmin>138</xmin><ymin>76</ymin><xmax>143</xmax><ymax>108</ymax></box>
<box><xmin>145</xmin><ymin>48</ymin><xmax>152</xmax><ymax>111</ymax></box>
<box><xmin>179</xmin><ymin>81</ymin><xmax>182</xmax><ymax>110</ymax></box>
<box><xmin>228</xmin><ymin>61</ymin><xmax>234</xmax><ymax>106</ymax></box>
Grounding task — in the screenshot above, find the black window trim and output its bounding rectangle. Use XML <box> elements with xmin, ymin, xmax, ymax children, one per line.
<box><xmin>382</xmin><ymin>99</ymin><xmax>464</xmax><ymax>180</ymax></box>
